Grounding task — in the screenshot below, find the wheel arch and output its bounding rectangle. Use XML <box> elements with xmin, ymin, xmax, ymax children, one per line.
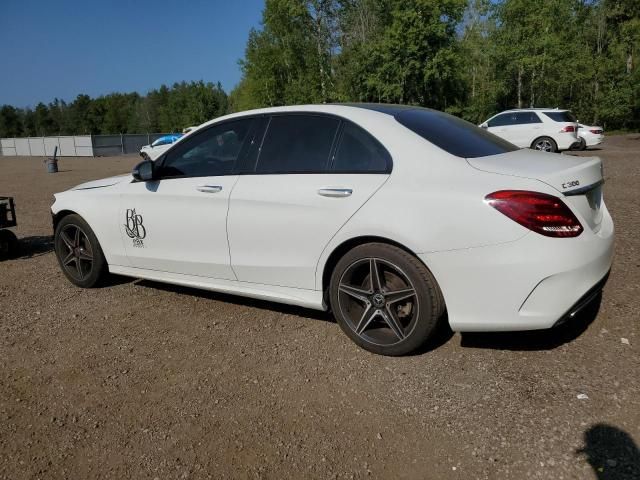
<box><xmin>320</xmin><ymin>235</ymin><xmax>440</xmax><ymax>309</ymax></box>
<box><xmin>530</xmin><ymin>135</ymin><xmax>557</xmax><ymax>151</ymax></box>
<box><xmin>52</xmin><ymin>209</ymin><xmax>78</xmax><ymax>231</ymax></box>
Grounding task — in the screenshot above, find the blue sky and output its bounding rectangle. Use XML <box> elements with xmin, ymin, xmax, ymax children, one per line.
<box><xmin>0</xmin><ymin>0</ymin><xmax>265</xmax><ymax>107</ymax></box>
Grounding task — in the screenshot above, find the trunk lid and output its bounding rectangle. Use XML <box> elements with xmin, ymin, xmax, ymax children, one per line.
<box><xmin>468</xmin><ymin>149</ymin><xmax>604</xmax><ymax>232</ymax></box>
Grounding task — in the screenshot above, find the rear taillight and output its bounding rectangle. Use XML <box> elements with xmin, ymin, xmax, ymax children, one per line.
<box><xmin>485</xmin><ymin>190</ymin><xmax>583</xmax><ymax>238</ymax></box>
<box><xmin>560</xmin><ymin>125</ymin><xmax>576</xmax><ymax>133</ymax></box>
<box><xmin>590</xmin><ymin>129</ymin><xmax>603</xmax><ymax>134</ymax></box>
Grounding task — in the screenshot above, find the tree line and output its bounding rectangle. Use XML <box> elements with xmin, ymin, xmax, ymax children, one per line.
<box><xmin>0</xmin><ymin>81</ymin><xmax>228</xmax><ymax>137</ymax></box>
<box><xmin>1</xmin><ymin>0</ymin><xmax>638</xmax><ymax>139</ymax></box>
<box><xmin>232</xmin><ymin>0</ymin><xmax>639</xmax><ymax>129</ymax></box>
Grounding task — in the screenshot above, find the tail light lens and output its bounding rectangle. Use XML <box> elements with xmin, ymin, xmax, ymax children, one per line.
<box><xmin>485</xmin><ymin>190</ymin><xmax>583</xmax><ymax>238</ymax></box>
<box><xmin>590</xmin><ymin>129</ymin><xmax>603</xmax><ymax>134</ymax></box>
<box><xmin>561</xmin><ymin>125</ymin><xmax>576</xmax><ymax>133</ymax></box>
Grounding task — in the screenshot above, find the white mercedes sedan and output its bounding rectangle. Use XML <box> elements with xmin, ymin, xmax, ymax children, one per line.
<box><xmin>51</xmin><ymin>104</ymin><xmax>614</xmax><ymax>356</ymax></box>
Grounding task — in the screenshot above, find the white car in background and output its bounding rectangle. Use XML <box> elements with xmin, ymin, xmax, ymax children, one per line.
<box><xmin>576</xmin><ymin>124</ymin><xmax>604</xmax><ymax>150</ymax></box>
<box><xmin>51</xmin><ymin>104</ymin><xmax>613</xmax><ymax>356</ymax></box>
<box><xmin>139</xmin><ymin>134</ymin><xmax>183</xmax><ymax>161</ymax></box>
<box><xmin>480</xmin><ymin>108</ymin><xmax>580</xmax><ymax>153</ymax></box>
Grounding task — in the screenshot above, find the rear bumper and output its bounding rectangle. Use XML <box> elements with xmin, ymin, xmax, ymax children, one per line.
<box><xmin>557</xmin><ymin>134</ymin><xmax>580</xmax><ymax>151</ymax></box>
<box><xmin>420</xmin><ymin>204</ymin><xmax>614</xmax><ymax>332</ymax></box>
<box><xmin>584</xmin><ymin>135</ymin><xmax>604</xmax><ymax>147</ymax></box>
<box><xmin>552</xmin><ymin>271</ymin><xmax>609</xmax><ymax>328</ymax></box>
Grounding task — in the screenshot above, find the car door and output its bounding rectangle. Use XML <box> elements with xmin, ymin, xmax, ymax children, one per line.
<box><xmin>486</xmin><ymin>113</ymin><xmax>520</xmax><ymax>145</ymax></box>
<box><xmin>119</xmin><ymin>118</ymin><xmax>257</xmax><ymax>279</ymax></box>
<box><xmin>227</xmin><ymin>114</ymin><xmax>391</xmax><ymax>290</ymax></box>
<box><xmin>511</xmin><ymin>111</ymin><xmax>543</xmax><ymax>147</ymax></box>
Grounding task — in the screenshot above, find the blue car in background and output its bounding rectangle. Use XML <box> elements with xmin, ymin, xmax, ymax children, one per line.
<box><xmin>140</xmin><ymin>133</ymin><xmax>183</xmax><ymax>160</ymax></box>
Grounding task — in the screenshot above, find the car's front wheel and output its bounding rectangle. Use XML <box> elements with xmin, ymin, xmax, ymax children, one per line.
<box><xmin>531</xmin><ymin>136</ymin><xmax>558</xmax><ymax>153</ymax></box>
<box><xmin>54</xmin><ymin>214</ymin><xmax>107</xmax><ymax>288</ymax></box>
<box><xmin>329</xmin><ymin>243</ymin><xmax>445</xmax><ymax>356</ymax></box>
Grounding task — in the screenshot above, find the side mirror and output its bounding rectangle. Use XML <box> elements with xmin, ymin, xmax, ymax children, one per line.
<box><xmin>480</xmin><ymin>123</ymin><xmax>488</xmax><ymax>129</ymax></box>
<box><xmin>132</xmin><ymin>159</ymin><xmax>155</xmax><ymax>182</ymax></box>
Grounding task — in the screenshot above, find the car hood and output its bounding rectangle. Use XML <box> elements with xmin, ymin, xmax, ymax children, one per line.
<box><xmin>71</xmin><ymin>173</ymin><xmax>132</xmax><ymax>191</ymax></box>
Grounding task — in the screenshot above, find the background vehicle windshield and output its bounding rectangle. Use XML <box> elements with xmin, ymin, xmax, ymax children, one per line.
<box><xmin>542</xmin><ymin>111</ymin><xmax>577</xmax><ymax>122</ymax></box>
<box><xmin>396</xmin><ymin>108</ymin><xmax>519</xmax><ymax>158</ymax></box>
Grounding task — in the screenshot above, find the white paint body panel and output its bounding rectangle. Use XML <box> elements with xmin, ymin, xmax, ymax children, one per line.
<box><xmin>139</xmin><ymin>143</ymin><xmax>173</xmax><ymax>161</ymax></box>
<box><xmin>118</xmin><ymin>176</ymin><xmax>239</xmax><ymax>279</ymax></box>
<box><xmin>228</xmin><ymin>174</ymin><xmax>388</xmax><ymax>289</ymax></box>
<box><xmin>578</xmin><ymin>124</ymin><xmax>604</xmax><ymax>147</ymax></box>
<box><xmin>52</xmin><ymin>104</ymin><xmax>614</xmax><ymax>332</ymax></box>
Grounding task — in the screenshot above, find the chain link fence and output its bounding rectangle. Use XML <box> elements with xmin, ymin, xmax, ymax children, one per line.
<box><xmin>1</xmin><ymin>133</ymin><xmax>178</xmax><ymax>157</ymax></box>
<box><xmin>91</xmin><ymin>133</ymin><xmax>175</xmax><ymax>156</ymax></box>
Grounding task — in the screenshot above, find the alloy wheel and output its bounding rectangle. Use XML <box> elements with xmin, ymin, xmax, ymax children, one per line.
<box><xmin>534</xmin><ymin>139</ymin><xmax>553</xmax><ymax>152</ymax></box>
<box><xmin>58</xmin><ymin>224</ymin><xmax>94</xmax><ymax>281</ymax></box>
<box><xmin>337</xmin><ymin>257</ymin><xmax>419</xmax><ymax>346</ymax></box>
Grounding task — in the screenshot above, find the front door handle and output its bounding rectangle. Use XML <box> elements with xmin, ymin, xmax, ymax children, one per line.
<box><xmin>318</xmin><ymin>188</ymin><xmax>353</xmax><ymax>198</ymax></box>
<box><xmin>197</xmin><ymin>185</ymin><xmax>223</xmax><ymax>193</ymax></box>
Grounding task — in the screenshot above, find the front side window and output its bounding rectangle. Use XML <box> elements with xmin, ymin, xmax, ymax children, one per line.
<box><xmin>332</xmin><ymin>122</ymin><xmax>390</xmax><ymax>173</ymax></box>
<box><xmin>397</xmin><ymin>108</ymin><xmax>518</xmax><ymax>158</ymax></box>
<box><xmin>256</xmin><ymin>115</ymin><xmax>340</xmax><ymax>173</ymax></box>
<box><xmin>159</xmin><ymin>119</ymin><xmax>254</xmax><ymax>178</ymax></box>
<box><xmin>487</xmin><ymin>113</ymin><xmax>514</xmax><ymax>128</ymax></box>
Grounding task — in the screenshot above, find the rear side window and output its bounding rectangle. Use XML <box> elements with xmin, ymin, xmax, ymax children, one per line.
<box><xmin>397</xmin><ymin>109</ymin><xmax>519</xmax><ymax>158</ymax></box>
<box><xmin>256</xmin><ymin>115</ymin><xmax>340</xmax><ymax>173</ymax></box>
<box><xmin>543</xmin><ymin>111</ymin><xmax>577</xmax><ymax>122</ymax></box>
<box><xmin>513</xmin><ymin>112</ymin><xmax>542</xmax><ymax>124</ymax></box>
<box><xmin>332</xmin><ymin>122</ymin><xmax>390</xmax><ymax>173</ymax></box>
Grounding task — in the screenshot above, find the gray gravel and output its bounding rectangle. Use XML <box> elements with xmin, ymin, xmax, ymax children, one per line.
<box><xmin>1</xmin><ymin>136</ymin><xmax>639</xmax><ymax>479</ymax></box>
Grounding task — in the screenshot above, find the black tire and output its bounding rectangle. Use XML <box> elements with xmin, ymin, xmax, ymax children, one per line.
<box><xmin>578</xmin><ymin>137</ymin><xmax>587</xmax><ymax>151</ymax></box>
<box><xmin>329</xmin><ymin>243</ymin><xmax>445</xmax><ymax>356</ymax></box>
<box><xmin>0</xmin><ymin>229</ymin><xmax>19</xmax><ymax>259</ymax></box>
<box><xmin>531</xmin><ymin>136</ymin><xmax>558</xmax><ymax>153</ymax></box>
<box><xmin>54</xmin><ymin>214</ymin><xmax>107</xmax><ymax>288</ymax></box>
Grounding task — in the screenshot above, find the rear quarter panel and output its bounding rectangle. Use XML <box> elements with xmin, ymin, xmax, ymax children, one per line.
<box><xmin>314</xmin><ymin>127</ymin><xmax>560</xmax><ymax>290</ymax></box>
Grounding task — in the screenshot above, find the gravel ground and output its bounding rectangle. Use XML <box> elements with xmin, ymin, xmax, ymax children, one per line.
<box><xmin>1</xmin><ymin>136</ymin><xmax>639</xmax><ymax>480</ymax></box>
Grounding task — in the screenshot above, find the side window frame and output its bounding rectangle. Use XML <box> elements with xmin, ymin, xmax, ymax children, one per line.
<box><xmin>329</xmin><ymin>120</ymin><xmax>393</xmax><ymax>174</ymax></box>
<box><xmin>155</xmin><ymin>118</ymin><xmax>258</xmax><ymax>180</ymax></box>
<box><xmin>488</xmin><ymin>113</ymin><xmax>511</xmax><ymax>128</ymax></box>
<box><xmin>251</xmin><ymin>112</ymin><xmax>342</xmax><ymax>175</ymax></box>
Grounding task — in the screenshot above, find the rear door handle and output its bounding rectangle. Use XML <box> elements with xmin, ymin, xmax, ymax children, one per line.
<box><xmin>197</xmin><ymin>185</ymin><xmax>223</xmax><ymax>193</ymax></box>
<box><xmin>318</xmin><ymin>188</ymin><xmax>353</xmax><ymax>198</ymax></box>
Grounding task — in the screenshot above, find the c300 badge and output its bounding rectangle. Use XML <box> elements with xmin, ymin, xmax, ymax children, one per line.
<box><xmin>125</xmin><ymin>208</ymin><xmax>146</xmax><ymax>248</ymax></box>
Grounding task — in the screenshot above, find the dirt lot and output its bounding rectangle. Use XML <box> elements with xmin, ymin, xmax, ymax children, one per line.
<box><xmin>1</xmin><ymin>136</ymin><xmax>639</xmax><ymax>480</ymax></box>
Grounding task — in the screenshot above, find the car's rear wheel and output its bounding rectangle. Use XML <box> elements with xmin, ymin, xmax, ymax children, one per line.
<box><xmin>329</xmin><ymin>243</ymin><xmax>445</xmax><ymax>356</ymax></box>
<box><xmin>54</xmin><ymin>214</ymin><xmax>107</xmax><ymax>288</ymax></box>
<box><xmin>577</xmin><ymin>137</ymin><xmax>587</xmax><ymax>150</ymax></box>
<box><xmin>531</xmin><ymin>136</ymin><xmax>558</xmax><ymax>153</ymax></box>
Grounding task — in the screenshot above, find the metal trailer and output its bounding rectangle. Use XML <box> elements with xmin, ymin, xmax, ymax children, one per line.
<box><xmin>0</xmin><ymin>196</ymin><xmax>18</xmax><ymax>258</ymax></box>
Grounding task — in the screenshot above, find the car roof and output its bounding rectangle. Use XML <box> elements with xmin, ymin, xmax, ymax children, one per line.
<box><xmin>199</xmin><ymin>103</ymin><xmax>451</xmax><ymax>129</ymax></box>
<box><xmin>499</xmin><ymin>108</ymin><xmax>569</xmax><ymax>113</ymax></box>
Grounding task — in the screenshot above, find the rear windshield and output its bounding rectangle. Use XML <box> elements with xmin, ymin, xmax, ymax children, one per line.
<box><xmin>542</xmin><ymin>111</ymin><xmax>576</xmax><ymax>123</ymax></box>
<box><xmin>395</xmin><ymin>109</ymin><xmax>519</xmax><ymax>158</ymax></box>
